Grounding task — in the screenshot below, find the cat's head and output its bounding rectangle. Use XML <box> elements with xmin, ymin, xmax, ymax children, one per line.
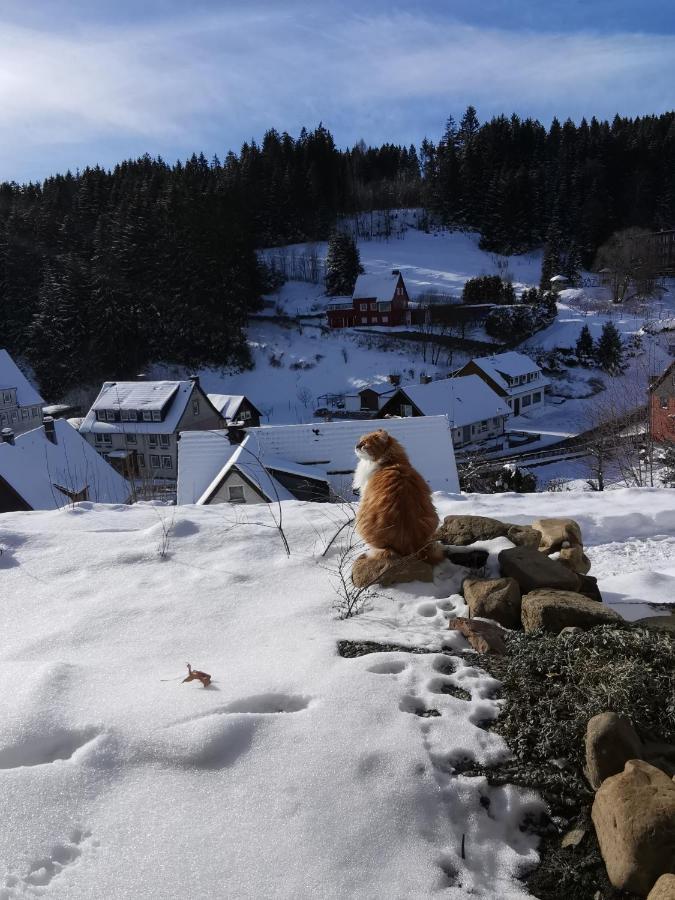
<box><xmin>355</xmin><ymin>428</ymin><xmax>393</xmax><ymax>462</ymax></box>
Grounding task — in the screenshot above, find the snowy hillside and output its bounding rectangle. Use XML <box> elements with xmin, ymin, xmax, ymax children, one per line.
<box><xmin>151</xmin><ymin>223</ymin><xmax>674</xmax><ymax>448</ymax></box>
<box><xmin>1</xmin><ymin>489</ymin><xmax>673</xmax><ymax>898</ymax></box>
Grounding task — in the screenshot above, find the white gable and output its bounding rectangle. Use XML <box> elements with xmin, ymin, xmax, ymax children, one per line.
<box><xmin>0</xmin><ymin>350</ymin><xmax>44</xmax><ymax>406</ymax></box>
<box><xmin>352</xmin><ymin>273</ymin><xmax>400</xmax><ymax>303</ymax></box>
<box><xmin>401</xmin><ymin>376</ymin><xmax>511</xmax><ymax>428</ymax></box>
<box><xmin>0</xmin><ymin>419</ymin><xmax>130</xmax><ymax>509</ymax></box>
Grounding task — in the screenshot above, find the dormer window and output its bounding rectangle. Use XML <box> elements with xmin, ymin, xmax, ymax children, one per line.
<box><xmin>152</xmin><ymin>410</ymin><xmax>162</xmax><ymax>422</ymax></box>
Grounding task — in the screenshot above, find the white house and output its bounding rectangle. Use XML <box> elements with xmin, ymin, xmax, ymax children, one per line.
<box><xmin>378</xmin><ymin>376</ymin><xmax>512</xmax><ymax>448</ymax></box>
<box><xmin>177</xmin><ymin>415</ymin><xmax>459</xmax><ymax>506</ymax></box>
<box><xmin>0</xmin><ymin>417</ymin><xmax>130</xmax><ymax>513</ymax></box>
<box><xmin>455</xmin><ymin>351</ymin><xmax>548</xmax><ymax>416</ymax></box>
<box><xmin>0</xmin><ymin>349</ymin><xmax>45</xmax><ymax>436</ymax></box>
<box><xmin>79</xmin><ymin>377</ymin><xmax>226</xmax><ymax>482</ymax></box>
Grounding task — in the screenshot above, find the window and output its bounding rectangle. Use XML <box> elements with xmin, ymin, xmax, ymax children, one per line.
<box><xmin>159</xmin><ymin>434</ymin><xmax>170</xmax><ymax>448</ymax></box>
<box><xmin>152</xmin><ymin>410</ymin><xmax>162</xmax><ymax>422</ymax></box>
<box><xmin>143</xmin><ymin>411</ymin><xmax>152</xmax><ymax>422</ymax></box>
<box><xmin>522</xmin><ymin>394</ymin><xmax>532</xmax><ymax>407</ymax></box>
<box><xmin>533</xmin><ymin>392</ymin><xmax>542</xmax><ymax>403</ymax></box>
<box><xmin>228</xmin><ymin>485</ymin><xmax>245</xmax><ymax>503</ymax></box>
<box><xmin>150</xmin><ymin>454</ymin><xmax>160</xmax><ymax>467</ymax></box>
<box><xmin>106</xmin><ymin>410</ymin><xmax>116</xmax><ymax>421</ymax></box>
<box><xmin>192</xmin><ymin>399</ymin><xmax>200</xmax><ymax>416</ymax></box>
<box><xmin>126</xmin><ymin>433</ymin><xmax>137</xmax><ymax>444</ymax></box>
<box><xmin>161</xmin><ymin>455</ymin><xmax>173</xmax><ymax>469</ymax></box>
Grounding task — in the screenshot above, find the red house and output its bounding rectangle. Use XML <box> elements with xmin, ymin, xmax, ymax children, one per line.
<box><xmin>326</xmin><ymin>270</ymin><xmax>410</xmax><ymax>329</ymax></box>
<box><xmin>649</xmin><ymin>360</ymin><xmax>675</xmax><ymax>442</ymax></box>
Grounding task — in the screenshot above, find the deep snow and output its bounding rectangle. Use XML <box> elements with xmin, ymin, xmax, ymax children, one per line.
<box><xmin>1</xmin><ymin>488</ymin><xmax>673</xmax><ymax>898</ymax></box>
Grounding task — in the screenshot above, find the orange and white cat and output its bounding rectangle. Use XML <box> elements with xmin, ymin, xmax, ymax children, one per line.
<box><xmin>354</xmin><ymin>428</ymin><xmax>444</xmax><ymax>564</ymax></box>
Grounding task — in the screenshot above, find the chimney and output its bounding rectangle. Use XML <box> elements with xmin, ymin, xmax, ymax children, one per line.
<box><xmin>43</xmin><ymin>416</ymin><xmax>57</xmax><ymax>444</ymax></box>
<box><xmin>189</xmin><ymin>374</ymin><xmax>200</xmax><ymax>389</ymax></box>
<box><xmin>1</xmin><ymin>427</ymin><xmax>15</xmax><ymax>446</ymax></box>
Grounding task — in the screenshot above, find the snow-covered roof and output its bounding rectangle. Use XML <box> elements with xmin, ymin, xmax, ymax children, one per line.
<box><xmin>80</xmin><ymin>381</ymin><xmax>196</xmax><ymax>435</ymax></box>
<box><xmin>352</xmin><ymin>272</ymin><xmax>400</xmax><ymax>302</ymax></box>
<box><xmin>0</xmin><ymin>349</ymin><xmax>44</xmax><ymax>406</ymax></box>
<box><xmin>207</xmin><ymin>394</ymin><xmax>244</xmax><ymax>421</ymax></box>
<box><xmin>178</xmin><ymin>416</ymin><xmax>459</xmax><ymax>503</ymax></box>
<box><xmin>0</xmin><ymin>419</ymin><xmax>130</xmax><ymax>510</ymax></box>
<box><xmin>471</xmin><ymin>351</ymin><xmax>544</xmax><ymax>390</ymax></box>
<box><xmin>197</xmin><ymin>436</ymin><xmax>295</xmax><ymax>505</ymax></box>
<box><xmin>400</xmin><ymin>376</ymin><xmax>511</xmax><ymax>428</ymax></box>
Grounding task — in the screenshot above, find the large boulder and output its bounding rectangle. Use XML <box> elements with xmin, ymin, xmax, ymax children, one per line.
<box><xmin>352</xmin><ymin>555</ymin><xmax>434</xmax><ymax>588</ymax></box>
<box><xmin>521</xmin><ymin>589</ymin><xmax>624</xmax><ymax>634</ymax></box>
<box><xmin>648</xmin><ymin>874</ymin><xmax>675</xmax><ymax>900</ymax></box>
<box><xmin>499</xmin><ymin>546</ymin><xmax>581</xmax><ymax>593</ymax></box>
<box><xmin>558</xmin><ymin>544</ymin><xmax>592</xmax><ymax>575</ymax></box>
<box><xmin>576</xmin><ymin>574</ymin><xmax>603</xmax><ymax>603</ymax></box>
<box><xmin>532</xmin><ymin>517</ymin><xmax>583</xmax><ymax>553</ymax></box>
<box><xmin>585</xmin><ymin>712</ymin><xmax>643</xmax><ymax>790</ymax></box>
<box><xmin>447</xmin><ymin>617</ymin><xmax>507</xmax><ymax>654</ymax></box>
<box><xmin>436</xmin><ymin>515</ymin><xmax>509</xmax><ymax>546</ymax></box>
<box><xmin>592</xmin><ymin>760</ymin><xmax>675</xmax><ymax>896</ymax></box>
<box><xmin>462</xmin><ymin>577</ymin><xmax>521</xmax><ymax>629</ymax></box>
<box><xmin>506</xmin><ymin>524</ymin><xmax>541</xmax><ymax>549</ymax></box>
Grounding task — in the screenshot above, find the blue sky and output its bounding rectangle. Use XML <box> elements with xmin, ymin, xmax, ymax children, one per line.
<box><xmin>1</xmin><ymin>0</ymin><xmax>674</xmax><ymax>182</ymax></box>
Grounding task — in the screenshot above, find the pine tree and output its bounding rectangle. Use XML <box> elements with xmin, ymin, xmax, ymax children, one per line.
<box><xmin>575</xmin><ymin>324</ymin><xmax>595</xmax><ymax>363</ymax></box>
<box><xmin>325</xmin><ymin>232</ymin><xmax>362</xmax><ymax>295</ymax></box>
<box><xmin>595</xmin><ymin>321</ymin><xmax>624</xmax><ymax>372</ymax></box>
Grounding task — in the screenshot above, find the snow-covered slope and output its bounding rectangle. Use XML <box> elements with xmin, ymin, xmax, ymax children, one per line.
<box><xmin>1</xmin><ymin>489</ymin><xmax>673</xmax><ymax>898</ymax></box>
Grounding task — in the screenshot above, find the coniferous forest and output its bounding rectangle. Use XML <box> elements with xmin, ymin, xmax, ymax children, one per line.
<box><xmin>1</xmin><ymin>110</ymin><xmax>674</xmax><ymax>398</ymax></box>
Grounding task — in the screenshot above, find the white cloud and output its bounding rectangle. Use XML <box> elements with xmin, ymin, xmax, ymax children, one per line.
<box><xmin>0</xmin><ymin>9</ymin><xmax>673</xmax><ymax>176</ymax></box>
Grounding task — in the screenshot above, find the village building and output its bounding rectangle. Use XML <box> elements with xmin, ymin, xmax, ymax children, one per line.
<box><xmin>207</xmin><ymin>394</ymin><xmax>262</xmax><ymax>427</ymax></box>
<box><xmin>649</xmin><ymin>360</ymin><xmax>675</xmax><ymax>443</ymax></box>
<box><xmin>177</xmin><ymin>415</ymin><xmax>459</xmax><ymax>505</ymax></box>
<box><xmin>79</xmin><ymin>376</ymin><xmax>227</xmax><ymax>482</ymax></box>
<box><xmin>0</xmin><ymin>417</ymin><xmax>130</xmax><ymax>513</ymax></box>
<box><xmin>378</xmin><ymin>375</ymin><xmax>512</xmax><ymax>449</ymax></box>
<box><xmin>454</xmin><ymin>351</ymin><xmax>548</xmax><ymax>416</ymax></box>
<box><xmin>0</xmin><ymin>349</ymin><xmax>45</xmax><ymax>436</ymax></box>
<box><xmin>326</xmin><ymin>270</ymin><xmax>411</xmax><ymax>329</ymax></box>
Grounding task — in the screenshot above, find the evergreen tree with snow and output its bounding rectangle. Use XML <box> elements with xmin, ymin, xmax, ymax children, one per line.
<box><xmin>595</xmin><ymin>321</ymin><xmax>624</xmax><ymax>372</ymax></box>
<box><xmin>575</xmin><ymin>324</ymin><xmax>595</xmax><ymax>364</ymax></box>
<box><xmin>325</xmin><ymin>232</ymin><xmax>362</xmax><ymax>296</ymax></box>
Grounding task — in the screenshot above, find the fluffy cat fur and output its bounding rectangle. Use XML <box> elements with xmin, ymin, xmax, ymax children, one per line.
<box><xmin>354</xmin><ymin>428</ymin><xmax>444</xmax><ymax>564</ymax></box>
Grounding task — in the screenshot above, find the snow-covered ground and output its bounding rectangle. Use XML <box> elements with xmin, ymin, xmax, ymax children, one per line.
<box><xmin>1</xmin><ymin>489</ymin><xmax>673</xmax><ymax>898</ymax></box>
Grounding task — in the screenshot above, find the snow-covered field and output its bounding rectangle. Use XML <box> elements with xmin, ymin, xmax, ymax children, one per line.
<box><xmin>1</xmin><ymin>489</ymin><xmax>673</xmax><ymax>898</ymax></box>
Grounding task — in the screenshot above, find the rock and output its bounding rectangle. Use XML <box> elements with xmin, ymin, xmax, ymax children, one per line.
<box><xmin>436</xmin><ymin>515</ymin><xmax>509</xmax><ymax>546</ymax></box>
<box><xmin>585</xmin><ymin>712</ymin><xmax>643</xmax><ymax>790</ymax></box>
<box><xmin>351</xmin><ymin>554</ymin><xmax>434</xmax><ymax>588</ymax></box>
<box><xmin>592</xmin><ymin>760</ymin><xmax>675</xmax><ymax>896</ymax></box>
<box><xmin>633</xmin><ymin>615</ymin><xmax>675</xmax><ymax>635</ymax></box>
<box><xmin>521</xmin><ymin>590</ymin><xmax>624</xmax><ymax>634</ymax></box>
<box><xmin>499</xmin><ymin>546</ymin><xmax>581</xmax><ymax>593</ymax></box>
<box><xmin>532</xmin><ymin>517</ymin><xmax>583</xmax><ymax>553</ymax></box>
<box><xmin>559</xmin><ymin>626</ymin><xmax>584</xmax><ymax>638</ymax></box>
<box><xmin>506</xmin><ymin>525</ymin><xmax>541</xmax><ymax>549</ymax></box>
<box><xmin>445</xmin><ymin>547</ymin><xmax>489</xmax><ymax>569</ymax></box>
<box><xmin>558</xmin><ymin>545</ymin><xmax>592</xmax><ymax>575</ymax></box>
<box><xmin>447</xmin><ymin>617</ymin><xmax>507</xmax><ymax>654</ymax></box>
<box><xmin>648</xmin><ymin>874</ymin><xmax>675</xmax><ymax>900</ymax></box>
<box><xmin>462</xmin><ymin>577</ymin><xmax>521</xmax><ymax>629</ymax></box>
<box><xmin>576</xmin><ymin>574</ymin><xmax>603</xmax><ymax>602</ymax></box>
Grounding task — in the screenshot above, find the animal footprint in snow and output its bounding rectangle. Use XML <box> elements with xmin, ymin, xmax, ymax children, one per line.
<box><xmin>2</xmin><ymin>829</ymin><xmax>93</xmax><ymax>897</ymax></box>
